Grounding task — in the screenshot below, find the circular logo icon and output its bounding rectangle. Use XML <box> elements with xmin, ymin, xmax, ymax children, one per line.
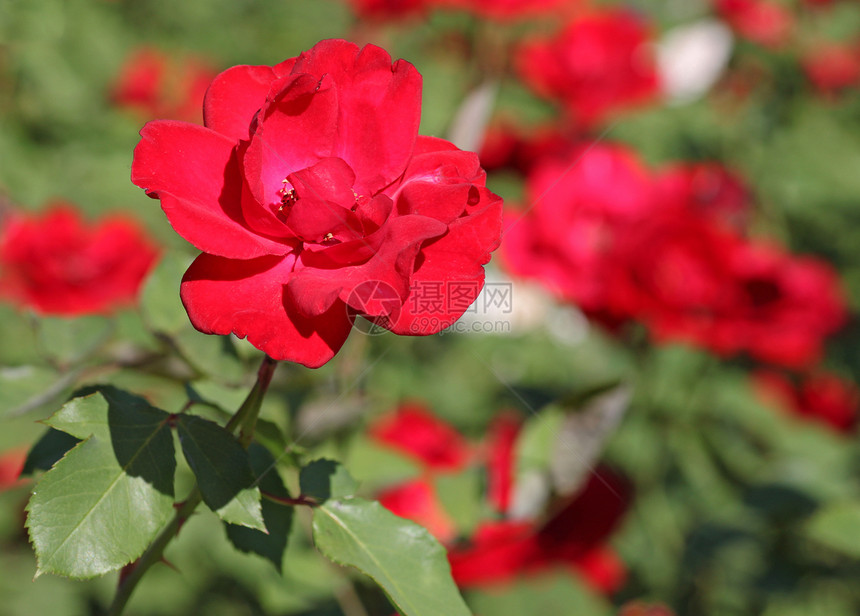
<box><xmin>346</xmin><ymin>280</ymin><xmax>402</xmax><ymax>336</ymax></box>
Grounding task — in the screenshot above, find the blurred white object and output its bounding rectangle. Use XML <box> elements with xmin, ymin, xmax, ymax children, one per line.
<box><xmin>446</xmin><ymin>80</ymin><xmax>499</xmax><ymax>153</ymax></box>
<box><xmin>657</xmin><ymin>18</ymin><xmax>734</xmax><ymax>104</ymax></box>
<box><xmin>455</xmin><ymin>267</ymin><xmax>552</xmax><ymax>336</ymax></box>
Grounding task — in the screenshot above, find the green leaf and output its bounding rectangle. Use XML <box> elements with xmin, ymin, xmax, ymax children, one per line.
<box><xmin>46</xmin><ymin>387</ymin><xmax>175</xmax><ymax>495</ymax></box>
<box><xmin>175</xmin><ymin>414</ymin><xmax>265</xmax><ymax>531</ymax></box>
<box><xmin>26</xmin><ymin>390</ymin><xmax>176</xmax><ymax>578</ymax></box>
<box><xmin>312</xmin><ymin>497</ymin><xmax>471</xmax><ymax>616</ymax></box>
<box><xmin>215</xmin><ymin>487</ymin><xmax>265</xmax><ymax>530</ymax></box>
<box><xmin>805</xmin><ymin>501</ymin><xmax>860</xmax><ymax>559</ymax></box>
<box><xmin>224</xmin><ymin>444</ymin><xmax>293</xmax><ymax>571</ymax></box>
<box><xmin>300</xmin><ymin>458</ymin><xmax>359</xmax><ymax>503</ymax></box>
<box><xmin>20</xmin><ymin>428</ymin><xmax>80</xmax><ymax>476</ymax></box>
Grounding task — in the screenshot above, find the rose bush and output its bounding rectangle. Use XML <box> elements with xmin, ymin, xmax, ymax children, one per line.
<box><xmin>369</xmin><ymin>404</ymin><xmax>630</xmax><ymax>594</ymax></box>
<box><xmin>132</xmin><ymin>39</ymin><xmax>502</xmax><ymax>368</ymax></box>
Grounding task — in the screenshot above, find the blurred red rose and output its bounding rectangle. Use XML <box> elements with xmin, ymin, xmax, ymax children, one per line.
<box><xmin>516</xmin><ymin>9</ymin><xmax>658</xmax><ymax>129</ymax></box>
<box><xmin>501</xmin><ymin>142</ymin><xmax>655</xmax><ymax>319</ymax></box>
<box><xmin>654</xmin><ymin>162</ymin><xmax>751</xmax><ymax>231</ymax></box>
<box><xmin>753</xmin><ymin>370</ymin><xmax>858</xmax><ymax>433</ymax></box>
<box><xmin>378</xmin><ymin>478</ymin><xmax>458</xmax><ymax>541</ymax></box>
<box><xmin>801</xmin><ymin>42</ymin><xmax>860</xmax><ymax>96</ymax></box>
<box><xmin>0</xmin><ymin>203</ymin><xmax>158</xmax><ymax>316</ymax></box>
<box><xmin>346</xmin><ymin>0</ymin><xmax>427</xmax><ymax>20</ymax></box>
<box><xmin>441</xmin><ymin>0</ymin><xmax>569</xmax><ymax>20</ymax></box>
<box><xmin>713</xmin><ymin>243</ymin><xmax>846</xmax><ymax>367</ymax></box>
<box><xmin>132</xmin><ymin>39</ymin><xmax>502</xmax><ymax>368</ymax></box>
<box><xmin>0</xmin><ymin>448</ymin><xmax>27</xmax><ymax>491</ymax></box>
<box><xmin>369</xmin><ymin>402</ymin><xmax>471</xmax><ymax>471</ymax></box>
<box><xmin>478</xmin><ymin>120</ymin><xmax>572</xmax><ymax>175</ymax></box>
<box><xmin>485</xmin><ymin>412</ymin><xmax>520</xmax><ymax>513</ymax></box>
<box><xmin>449</xmin><ymin>468</ymin><xmax>630</xmax><ymax>593</ymax></box>
<box><xmin>619</xmin><ymin>601</ymin><xmax>676</xmax><ymax>616</ymax></box>
<box><xmin>602</xmin><ymin>206</ymin><xmax>742</xmax><ymax>339</ymax></box>
<box><xmin>112</xmin><ymin>47</ymin><xmax>218</xmax><ymax>123</ymax></box>
<box><xmin>714</xmin><ymin>0</ymin><xmax>794</xmax><ymax>48</ymax></box>
<box><xmin>606</xmin><ymin>217</ymin><xmax>845</xmax><ymax>367</ymax></box>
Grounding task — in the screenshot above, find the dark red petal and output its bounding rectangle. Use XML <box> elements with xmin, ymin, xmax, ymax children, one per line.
<box><xmin>132</xmin><ymin>120</ymin><xmax>289</xmax><ymax>259</ymax></box>
<box><xmin>292</xmin><ymin>40</ymin><xmax>422</xmax><ymax>195</ymax></box>
<box><xmin>383</xmin><ymin>189</ymin><xmax>503</xmax><ymax>335</ymax></box>
<box><xmin>203</xmin><ymin>65</ymin><xmax>278</xmax><ymax>141</ymax></box>
<box><xmin>180</xmin><ymin>253</ymin><xmax>353</xmax><ymax>368</ymax></box>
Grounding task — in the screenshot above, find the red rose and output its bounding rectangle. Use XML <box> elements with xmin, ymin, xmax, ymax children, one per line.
<box><xmin>449</xmin><ymin>467</ymin><xmax>630</xmax><ymax>593</ymax></box>
<box><xmin>714</xmin><ymin>242</ymin><xmax>846</xmax><ymax>368</ymax></box>
<box><xmin>377</xmin><ymin>478</ymin><xmax>457</xmax><ymax>542</ymax></box>
<box><xmin>605</xmin><ymin>215</ymin><xmax>846</xmax><ymax>367</ymax></box>
<box><xmin>448</xmin><ymin>520</ymin><xmax>537</xmax><ymax>586</ymax></box>
<box><xmin>478</xmin><ymin>120</ymin><xmax>572</xmax><ymax>175</ymax></box>
<box><xmin>714</xmin><ymin>0</ymin><xmax>794</xmax><ymax>48</ymax></box>
<box><xmin>369</xmin><ymin>402</ymin><xmax>471</xmax><ymax>471</ymax></box>
<box><xmin>654</xmin><ymin>162</ymin><xmax>751</xmax><ymax>232</ymax></box>
<box><xmin>801</xmin><ymin>42</ymin><xmax>860</xmax><ymax>96</ymax></box>
<box><xmin>345</xmin><ymin>0</ymin><xmax>427</xmax><ymax>20</ymax></box>
<box><xmin>111</xmin><ymin>47</ymin><xmax>218</xmax><ymax>123</ymax></box>
<box><xmin>440</xmin><ymin>0</ymin><xmax>569</xmax><ymax>21</ymax></box>
<box><xmin>0</xmin><ymin>203</ymin><xmax>158</xmax><ymax>316</ymax></box>
<box><xmin>132</xmin><ymin>40</ymin><xmax>502</xmax><ymax>368</ymax></box>
<box><xmin>0</xmin><ymin>448</ymin><xmax>27</xmax><ymax>492</ymax></box>
<box><xmin>619</xmin><ymin>601</ymin><xmax>677</xmax><ymax>616</ymax></box>
<box><xmin>516</xmin><ymin>9</ymin><xmax>658</xmax><ymax>129</ymax></box>
<box><xmin>753</xmin><ymin>370</ymin><xmax>858</xmax><ymax>433</ymax></box>
<box><xmin>604</xmin><ymin>210</ymin><xmax>738</xmax><ymax>342</ymax></box>
<box><xmin>485</xmin><ymin>412</ymin><xmax>520</xmax><ymax>513</ymax></box>
<box><xmin>501</xmin><ymin>142</ymin><xmax>655</xmax><ymax>318</ymax></box>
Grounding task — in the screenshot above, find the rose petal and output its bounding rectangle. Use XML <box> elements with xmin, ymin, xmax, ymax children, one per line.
<box><xmin>203</xmin><ymin>65</ymin><xmax>278</xmax><ymax>141</ymax></box>
<box><xmin>180</xmin><ymin>253</ymin><xmax>353</xmax><ymax>368</ymax></box>
<box><xmin>383</xmin><ymin>188</ymin><xmax>503</xmax><ymax>334</ymax></box>
<box><xmin>287</xmin><ymin>214</ymin><xmax>447</xmax><ymax>317</ymax></box>
<box><xmin>132</xmin><ymin>120</ymin><xmax>289</xmax><ymax>259</ymax></box>
<box><xmin>291</xmin><ymin>39</ymin><xmax>422</xmax><ymax>195</ymax></box>
<box><xmin>389</xmin><ymin>143</ymin><xmax>486</xmax><ymax>223</ymax></box>
<box><xmin>239</xmin><ymin>73</ymin><xmax>340</xmax><ymax>237</ymax></box>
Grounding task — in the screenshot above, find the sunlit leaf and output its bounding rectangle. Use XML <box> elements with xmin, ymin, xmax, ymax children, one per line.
<box><xmin>313</xmin><ymin>497</ymin><xmax>471</xmax><ymax>616</ymax></box>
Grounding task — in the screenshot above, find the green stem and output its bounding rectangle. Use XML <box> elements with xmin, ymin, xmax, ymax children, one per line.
<box><xmin>106</xmin><ymin>354</ymin><xmax>278</xmax><ymax>616</ymax></box>
<box><xmin>106</xmin><ymin>489</ymin><xmax>203</xmax><ymax>616</ymax></box>
<box><xmin>228</xmin><ymin>354</ymin><xmax>278</xmax><ymax>447</ymax></box>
